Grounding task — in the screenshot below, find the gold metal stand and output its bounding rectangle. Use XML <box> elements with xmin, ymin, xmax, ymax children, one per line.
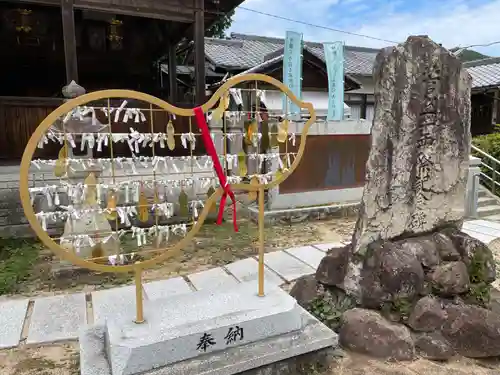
<box><xmin>19</xmin><ymin>73</ymin><xmax>316</xmax><ymax>325</ymax></box>
<box><xmin>258</xmin><ymin>187</ymin><xmax>266</xmax><ymax>297</ymax></box>
<box><xmin>134</xmin><ymin>269</ymin><xmax>145</xmax><ymax>324</ymax></box>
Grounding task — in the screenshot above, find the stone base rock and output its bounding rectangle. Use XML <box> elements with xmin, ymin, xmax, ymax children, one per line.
<box><xmin>413</xmin><ymin>331</ymin><xmax>455</xmax><ymax>360</ymax></box>
<box><xmin>443</xmin><ymin>303</ymin><xmax>500</xmax><ymax>358</ymax></box>
<box><xmin>339</xmin><ymin>308</ymin><xmax>415</xmax><ymax>361</ymax></box>
<box><xmin>290</xmin><ymin>228</ymin><xmax>500</xmax><ymax>361</ymax></box>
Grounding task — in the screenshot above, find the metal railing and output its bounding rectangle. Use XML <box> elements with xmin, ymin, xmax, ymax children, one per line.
<box><xmin>471</xmin><ymin>144</ymin><xmax>500</xmax><ymax>195</ymax></box>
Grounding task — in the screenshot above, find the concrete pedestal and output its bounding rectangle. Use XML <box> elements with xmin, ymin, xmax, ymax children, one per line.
<box><xmin>80</xmin><ymin>307</ymin><xmax>338</xmax><ymax>375</ymax></box>
<box><xmin>92</xmin><ymin>282</ymin><xmax>313</xmax><ymax>375</ymax></box>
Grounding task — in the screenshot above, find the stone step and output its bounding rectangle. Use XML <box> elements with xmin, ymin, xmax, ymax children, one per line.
<box><xmin>482</xmin><ymin>214</ymin><xmax>500</xmax><ymax>222</ymax></box>
<box><xmin>478</xmin><ymin>196</ymin><xmax>499</xmax><ymax>208</ymax></box>
<box><xmin>477</xmin><ymin>205</ymin><xmax>500</xmax><ymax>217</ymax></box>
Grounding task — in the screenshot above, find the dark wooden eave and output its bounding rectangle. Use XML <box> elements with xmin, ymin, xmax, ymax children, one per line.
<box><xmin>0</xmin><ymin>0</ymin><xmax>244</xmax><ymax>41</ymax></box>
<box><xmin>1</xmin><ymin>0</ymin><xmax>194</xmax><ymax>22</ymax></box>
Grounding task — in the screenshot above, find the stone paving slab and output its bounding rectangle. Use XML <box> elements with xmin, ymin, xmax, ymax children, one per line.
<box><xmin>260</xmin><ymin>250</ymin><xmax>315</xmax><ymax>282</ymax></box>
<box><xmin>463</xmin><ymin>221</ymin><xmax>500</xmax><ymax>239</ymax></box>
<box><xmin>225</xmin><ymin>258</ymin><xmax>285</xmax><ymax>286</ymax></box>
<box><xmin>468</xmin><ymin>219</ymin><xmax>500</xmax><ymax>232</ymax></box>
<box><xmin>187</xmin><ymin>267</ymin><xmax>238</xmax><ymax>290</ymax></box>
<box><xmin>284</xmin><ymin>246</ymin><xmax>325</xmax><ymax>269</ymax></box>
<box><xmin>0</xmin><ymin>299</ymin><xmax>28</xmax><ymax>349</ymax></box>
<box><xmin>92</xmin><ymin>285</ymin><xmax>141</xmax><ymax>324</ymax></box>
<box><xmin>462</xmin><ymin>229</ymin><xmax>496</xmax><ymax>244</ymax></box>
<box><xmin>312</xmin><ymin>242</ymin><xmax>344</xmax><ymax>252</ymax></box>
<box><xmin>144</xmin><ymin>277</ymin><xmax>193</xmax><ymax>301</ymax></box>
<box><xmin>27</xmin><ymin>293</ymin><xmax>86</xmax><ymax>345</ymax></box>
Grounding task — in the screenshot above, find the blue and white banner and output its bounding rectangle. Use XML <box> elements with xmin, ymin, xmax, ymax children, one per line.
<box><xmin>323</xmin><ymin>41</ymin><xmax>344</xmax><ymax>121</ymax></box>
<box><xmin>282</xmin><ymin>31</ymin><xmax>303</xmax><ymax>119</ymax></box>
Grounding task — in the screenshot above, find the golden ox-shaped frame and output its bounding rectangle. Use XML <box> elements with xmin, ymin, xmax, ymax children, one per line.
<box><xmin>19</xmin><ymin>73</ymin><xmax>316</xmax><ymax>323</ymax></box>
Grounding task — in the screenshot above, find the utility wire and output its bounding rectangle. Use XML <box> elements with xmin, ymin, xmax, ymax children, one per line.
<box><xmin>238</xmin><ymin>5</ymin><xmax>500</xmax><ymax>53</ymax></box>
<box><xmin>460</xmin><ymin>41</ymin><xmax>500</xmax><ymax>50</ymax></box>
<box><xmin>237</xmin><ymin>6</ymin><xmax>398</xmax><ymax>44</ymax></box>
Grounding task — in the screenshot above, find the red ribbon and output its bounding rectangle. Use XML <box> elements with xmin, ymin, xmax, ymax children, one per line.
<box><xmin>193</xmin><ymin>107</ymin><xmax>239</xmax><ymax>232</ymax></box>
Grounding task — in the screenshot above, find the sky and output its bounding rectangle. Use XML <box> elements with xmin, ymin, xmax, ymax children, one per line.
<box><xmin>228</xmin><ymin>0</ymin><xmax>500</xmax><ymax>56</ymax></box>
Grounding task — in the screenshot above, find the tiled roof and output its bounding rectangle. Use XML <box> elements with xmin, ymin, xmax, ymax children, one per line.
<box><xmin>463</xmin><ymin>57</ymin><xmax>500</xmax><ymax>89</ymax></box>
<box><xmin>229</xmin><ymin>52</ymin><xmax>362</xmax><ymax>91</ymax></box>
<box><xmin>160</xmin><ymin>64</ymin><xmax>224</xmax><ymax>77</ymax></box>
<box><xmin>205</xmin><ymin>33</ymin><xmax>381</xmax><ymax>76</ymax></box>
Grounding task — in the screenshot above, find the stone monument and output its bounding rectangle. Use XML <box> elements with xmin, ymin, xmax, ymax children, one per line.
<box><xmin>291</xmin><ymin>36</ymin><xmax>500</xmax><ymax>361</ymax></box>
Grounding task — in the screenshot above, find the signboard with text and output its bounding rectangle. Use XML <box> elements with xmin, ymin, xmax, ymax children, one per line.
<box><xmin>323</xmin><ymin>41</ymin><xmax>344</xmax><ymax>121</ymax></box>
<box><xmin>282</xmin><ymin>30</ymin><xmax>303</xmax><ymax>119</ymax></box>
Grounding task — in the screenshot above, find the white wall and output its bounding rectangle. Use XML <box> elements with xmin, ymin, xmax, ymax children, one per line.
<box><xmin>348</xmin><ymin>75</ymin><xmax>375</xmax><ymax>95</ymax></box>
<box><xmin>264</xmin><ymin>90</ymin><xmax>332</xmax><ymax>112</ymax></box>
<box><xmin>263</xmin><ymin>90</ymin><xmax>374</xmax><ymax>122</ymax></box>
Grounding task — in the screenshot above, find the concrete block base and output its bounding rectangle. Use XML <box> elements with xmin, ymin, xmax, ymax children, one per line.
<box><xmin>246</xmin><ymin>202</ymin><xmax>359</xmax><ymax>224</ymax></box>
<box><xmin>92</xmin><ymin>282</ymin><xmax>315</xmax><ymax>375</ymax></box>
<box><xmin>80</xmin><ymin>308</ymin><xmax>338</xmax><ymax>375</ymax></box>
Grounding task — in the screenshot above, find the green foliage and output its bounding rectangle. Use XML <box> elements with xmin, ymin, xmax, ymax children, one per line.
<box><xmin>381</xmin><ymin>297</ymin><xmax>413</xmax><ymax>321</ymax></box>
<box><xmin>392</xmin><ymin>297</ymin><xmax>413</xmax><ymax>317</ymax></box>
<box><xmin>465</xmin><ymin>247</ymin><xmax>494</xmax><ymax>307</ymax></box>
<box><xmin>310</xmin><ymin>297</ymin><xmax>343</xmax><ymax>330</ymax></box>
<box><xmin>206</xmin><ymin>9</ymin><xmax>235</xmax><ymax>38</ymax></box>
<box><xmin>466</xmin><ymin>282</ymin><xmax>491</xmax><ymax>307</ymax></box>
<box><xmin>0</xmin><ymin>238</ymin><xmax>40</xmax><ymax>295</ymax></box>
<box><xmin>468</xmin><ymin>246</ymin><xmax>494</xmax><ymax>284</ymax></box>
<box><xmin>472</xmin><ymin>133</ymin><xmax>500</xmax><ymax>193</ymax></box>
<box><xmin>309</xmin><ymin>290</ymin><xmax>356</xmax><ymax>331</ymax></box>
<box><xmin>473</xmin><ymin>132</ymin><xmax>500</xmax><ymax>161</ymax></box>
<box><xmin>449</xmin><ymin>47</ymin><xmax>489</xmax><ymax>62</ymax></box>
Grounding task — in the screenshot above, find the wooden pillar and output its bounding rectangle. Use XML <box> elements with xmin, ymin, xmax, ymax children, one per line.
<box><xmin>61</xmin><ymin>0</ymin><xmax>78</xmax><ymax>84</ymax></box>
<box><xmin>492</xmin><ymin>89</ymin><xmax>499</xmax><ymax>130</ymax></box>
<box><xmin>360</xmin><ymin>94</ymin><xmax>367</xmax><ymax>120</ymax></box>
<box><xmin>168</xmin><ymin>43</ymin><xmax>178</xmax><ymax>104</ymax></box>
<box><xmin>194</xmin><ymin>0</ymin><xmax>205</xmax><ymax>105</ymax></box>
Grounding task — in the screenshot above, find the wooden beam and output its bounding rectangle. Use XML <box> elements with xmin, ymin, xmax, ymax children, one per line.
<box><xmin>75</xmin><ymin>0</ymin><xmax>194</xmax><ymax>22</ymax></box>
<box><xmin>0</xmin><ymin>0</ymin><xmax>194</xmax><ymax>22</ymax></box>
<box><xmin>0</xmin><ymin>96</ymin><xmax>64</xmax><ymax>107</ymax></box>
<box><xmin>0</xmin><ymin>0</ymin><xmax>59</xmax><ymax>5</ymax></box>
<box><xmin>194</xmin><ymin>0</ymin><xmax>205</xmax><ymax>105</ymax></box>
<box><xmin>361</xmin><ymin>94</ymin><xmax>367</xmax><ymax>120</ymax></box>
<box><xmin>168</xmin><ymin>43</ymin><xmax>178</xmax><ymax>104</ymax></box>
<box><xmin>61</xmin><ymin>0</ymin><xmax>79</xmax><ymax>84</ymax></box>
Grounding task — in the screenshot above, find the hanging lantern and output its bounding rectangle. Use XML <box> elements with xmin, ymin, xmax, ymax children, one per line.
<box><xmin>15</xmin><ymin>8</ymin><xmax>33</xmax><ymax>34</ymax></box>
<box><xmin>107</xmin><ymin>17</ymin><xmax>123</xmax><ymax>50</ymax></box>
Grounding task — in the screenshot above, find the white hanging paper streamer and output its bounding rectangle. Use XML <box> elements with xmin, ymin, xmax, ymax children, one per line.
<box><xmin>155</xmin><ymin>225</ymin><xmax>170</xmax><ymax>246</ymax></box>
<box><xmin>80</xmin><ymin>133</ymin><xmax>95</xmax><ymax>151</ymax></box>
<box><xmin>65</xmin><ymin>133</ymin><xmax>77</xmax><ymax>148</ymax></box>
<box><xmin>180</xmin><ymin>133</ymin><xmax>190</xmax><ymax>149</ymax></box>
<box><xmin>114</xmin><ymin>100</ymin><xmax>128</xmax><ymax>123</ymax></box>
<box><xmin>190</xmin><ymin>200</ymin><xmax>204</xmax><ymax>219</ymax></box>
<box><xmin>38</xmin><ymin>135</ymin><xmax>49</xmax><ymax>149</ymax></box>
<box><xmin>230</xmin><ymin>88</ymin><xmax>243</xmax><ymax>106</ymax></box>
<box><xmin>171</xmin><ymin>223</ymin><xmax>187</xmax><ymax>236</ymax></box>
<box><xmin>257</xmin><ymin>89</ymin><xmax>267</xmax><ymax>106</ymax></box>
<box><xmin>132</xmin><ymin>226</ymin><xmax>147</xmax><ymax>247</ymax></box>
